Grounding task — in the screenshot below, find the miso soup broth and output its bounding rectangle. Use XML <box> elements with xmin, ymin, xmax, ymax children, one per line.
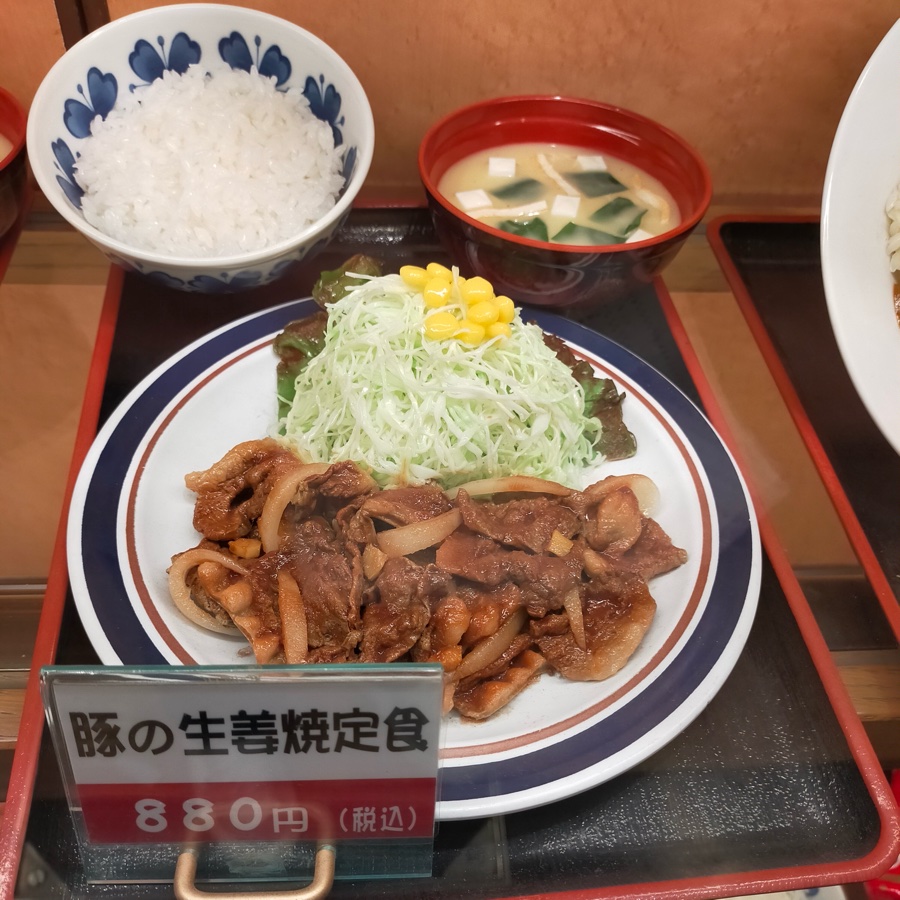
<box><xmin>438</xmin><ymin>143</ymin><xmax>680</xmax><ymax>246</ymax></box>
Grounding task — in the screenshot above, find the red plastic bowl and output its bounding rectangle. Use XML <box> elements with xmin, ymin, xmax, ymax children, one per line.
<box><xmin>418</xmin><ymin>95</ymin><xmax>712</xmax><ymax>309</ymax></box>
<box><xmin>0</xmin><ymin>86</ymin><xmax>28</xmax><ymax>239</ymax></box>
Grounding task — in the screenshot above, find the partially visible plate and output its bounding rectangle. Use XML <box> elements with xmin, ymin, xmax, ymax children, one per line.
<box><xmin>822</xmin><ymin>18</ymin><xmax>900</xmax><ymax>456</ymax></box>
<box><xmin>67</xmin><ymin>299</ymin><xmax>760</xmax><ymax>820</ymax></box>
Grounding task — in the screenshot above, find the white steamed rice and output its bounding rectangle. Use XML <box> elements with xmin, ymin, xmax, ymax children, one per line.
<box><xmin>74</xmin><ymin>65</ymin><xmax>344</xmax><ymax>258</ymax></box>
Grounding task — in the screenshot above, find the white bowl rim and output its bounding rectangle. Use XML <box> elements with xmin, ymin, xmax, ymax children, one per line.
<box><xmin>26</xmin><ymin>3</ymin><xmax>375</xmax><ymax>269</ymax></box>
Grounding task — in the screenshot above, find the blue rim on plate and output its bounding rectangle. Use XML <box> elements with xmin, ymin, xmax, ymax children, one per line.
<box><xmin>67</xmin><ymin>300</ymin><xmax>760</xmax><ymax>820</ymax></box>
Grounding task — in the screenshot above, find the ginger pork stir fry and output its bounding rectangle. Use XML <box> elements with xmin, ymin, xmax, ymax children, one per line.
<box><xmin>169</xmin><ymin>439</ymin><xmax>687</xmax><ymax>719</ymax></box>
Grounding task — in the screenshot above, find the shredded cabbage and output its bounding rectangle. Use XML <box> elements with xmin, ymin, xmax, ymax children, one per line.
<box><xmin>278</xmin><ymin>274</ymin><xmax>602</xmax><ymax>488</ymax></box>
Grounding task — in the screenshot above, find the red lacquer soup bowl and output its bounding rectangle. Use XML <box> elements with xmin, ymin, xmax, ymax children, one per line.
<box><xmin>418</xmin><ymin>95</ymin><xmax>711</xmax><ymax>309</ymax></box>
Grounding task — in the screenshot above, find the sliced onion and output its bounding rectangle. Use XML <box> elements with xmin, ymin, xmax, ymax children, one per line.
<box><xmin>452</xmin><ymin>607</ymin><xmax>527</xmax><ymax>682</ymax></box>
<box><xmin>441</xmin><ymin>680</ymin><xmax>456</xmax><ymax>716</ymax></box>
<box><xmin>563</xmin><ymin>588</ymin><xmax>586</xmax><ymax>651</ymax></box>
<box><xmin>232</xmin><ymin>617</ymin><xmax>282</xmax><ymax>664</ymax></box>
<box><xmin>376</xmin><ymin>508</ymin><xmax>462</xmax><ymax>558</ymax></box>
<box><xmin>167</xmin><ymin>549</ymin><xmax>248</xmax><ymax>634</ymax></box>
<box><xmin>583</xmin><ymin>473</ymin><xmax>659</xmax><ymax>515</ymax></box>
<box><xmin>446</xmin><ymin>475</ymin><xmax>571</xmax><ymax>499</ymax></box>
<box><xmin>583</xmin><ymin>548</ymin><xmax>615</xmax><ymax>579</ymax></box>
<box><xmin>258</xmin><ymin>463</ymin><xmax>330</xmax><ymax>552</ymax></box>
<box><xmin>277</xmin><ymin>570</ymin><xmax>308</xmax><ymax>665</ymax></box>
<box><xmin>432</xmin><ymin>595</ymin><xmax>471</xmax><ymax>648</ymax></box>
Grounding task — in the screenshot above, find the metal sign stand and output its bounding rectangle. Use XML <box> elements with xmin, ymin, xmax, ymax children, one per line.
<box><xmin>173</xmin><ymin>843</ymin><xmax>336</xmax><ymax>900</ymax></box>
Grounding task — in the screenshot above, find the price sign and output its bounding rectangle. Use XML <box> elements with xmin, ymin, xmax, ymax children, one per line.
<box><xmin>41</xmin><ymin>664</ymin><xmax>442</xmax><ymax>880</ymax></box>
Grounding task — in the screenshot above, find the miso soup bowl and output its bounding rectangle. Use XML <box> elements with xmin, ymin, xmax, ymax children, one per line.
<box><xmin>0</xmin><ymin>86</ymin><xmax>28</xmax><ymax>239</ymax></box>
<box><xmin>418</xmin><ymin>95</ymin><xmax>711</xmax><ymax>309</ymax></box>
<box><xmin>26</xmin><ymin>4</ymin><xmax>374</xmax><ymax>293</ymax></box>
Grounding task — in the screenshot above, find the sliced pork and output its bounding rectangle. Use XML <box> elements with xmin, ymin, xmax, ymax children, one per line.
<box><xmin>282</xmin><ymin>517</ymin><xmax>363</xmax><ymax>663</ymax></box>
<box><xmin>533</xmin><ymin>574</ymin><xmax>656</xmax><ymax>681</ymax></box>
<box><xmin>170</xmin><ymin>442</ymin><xmax>688</xmax><ymax>720</ymax></box>
<box><xmin>360</xmin><ymin>558</ymin><xmax>451</xmax><ymax>663</ymax></box>
<box><xmin>455</xmin><ymin>489</ymin><xmax>580</xmax><ymax>553</ymax></box>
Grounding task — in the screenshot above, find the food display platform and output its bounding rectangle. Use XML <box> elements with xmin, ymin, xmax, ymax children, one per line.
<box><xmin>1</xmin><ymin>209</ymin><xmax>898</xmax><ymax>899</ymax></box>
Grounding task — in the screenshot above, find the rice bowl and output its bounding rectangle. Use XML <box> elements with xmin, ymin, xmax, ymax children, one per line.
<box><xmin>74</xmin><ymin>66</ymin><xmax>345</xmax><ymax>258</ymax></box>
<box><xmin>26</xmin><ymin>4</ymin><xmax>374</xmax><ymax>292</ymax></box>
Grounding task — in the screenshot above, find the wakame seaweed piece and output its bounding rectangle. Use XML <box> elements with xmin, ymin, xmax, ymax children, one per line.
<box><xmin>273</xmin><ymin>310</ymin><xmax>329</xmax><ymax>421</ymax></box>
<box><xmin>498</xmin><ymin>218</ymin><xmax>550</xmax><ymax>242</ymax></box>
<box><xmin>552</xmin><ymin>222</ymin><xmax>625</xmax><ymax>246</ymax></box>
<box><xmin>564</xmin><ymin>170</ymin><xmax>626</xmax><ymax>198</ymax></box>
<box><xmin>590</xmin><ymin>196</ymin><xmax>647</xmax><ymax>237</ymax></box>
<box><xmin>490</xmin><ymin>178</ymin><xmax>545</xmax><ymax>202</ymax></box>
<box><xmin>312</xmin><ymin>254</ymin><xmax>383</xmax><ymax>308</ymax></box>
<box><xmin>541</xmin><ymin>332</ymin><xmax>637</xmax><ymax>460</ymax></box>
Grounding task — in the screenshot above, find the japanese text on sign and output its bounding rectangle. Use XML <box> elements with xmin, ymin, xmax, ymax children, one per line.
<box><xmin>42</xmin><ymin>666</ymin><xmax>442</xmax><ymax>845</ymax></box>
<box><xmin>69</xmin><ymin>705</ymin><xmax>430</xmax><ymax>758</ymax></box>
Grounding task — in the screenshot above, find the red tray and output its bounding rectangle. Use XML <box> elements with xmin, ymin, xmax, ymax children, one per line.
<box><xmin>2</xmin><ymin>209</ymin><xmax>897</xmax><ymax>898</ymax></box>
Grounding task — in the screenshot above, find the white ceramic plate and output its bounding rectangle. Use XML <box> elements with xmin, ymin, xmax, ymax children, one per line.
<box><xmin>67</xmin><ymin>299</ymin><xmax>760</xmax><ymax>820</ymax></box>
<box><xmin>821</xmin><ymin>18</ymin><xmax>900</xmax><ymax>456</ymax></box>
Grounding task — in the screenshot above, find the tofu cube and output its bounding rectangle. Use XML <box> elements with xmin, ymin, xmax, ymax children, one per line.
<box><xmin>577</xmin><ymin>155</ymin><xmax>608</xmax><ymax>172</ymax></box>
<box><xmin>488</xmin><ymin>157</ymin><xmax>516</xmax><ymax>177</ymax></box>
<box><xmin>551</xmin><ymin>194</ymin><xmax>581</xmax><ymax>218</ymax></box>
<box><xmin>455</xmin><ymin>189</ymin><xmax>492</xmax><ymax>211</ymax></box>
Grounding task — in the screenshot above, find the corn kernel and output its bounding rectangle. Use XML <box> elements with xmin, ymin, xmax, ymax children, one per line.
<box><xmin>424</xmin><ymin>311</ymin><xmax>459</xmax><ymax>341</ymax></box>
<box><xmin>456</xmin><ymin>319</ymin><xmax>486</xmax><ymax>345</ymax></box>
<box><xmin>468</xmin><ymin>300</ymin><xmax>500</xmax><ymax>326</ymax></box>
<box><xmin>400</xmin><ymin>265</ymin><xmax>429</xmax><ymax>288</ymax></box>
<box><xmin>486</xmin><ymin>321</ymin><xmax>512</xmax><ymax>340</ymax></box>
<box><xmin>423</xmin><ymin>277</ymin><xmax>452</xmax><ymax>308</ymax></box>
<box><xmin>496</xmin><ymin>295</ymin><xmax>515</xmax><ymax>323</ymax></box>
<box><xmin>426</xmin><ymin>262</ymin><xmax>453</xmax><ymax>280</ymax></box>
<box><xmin>460</xmin><ymin>276</ymin><xmax>494</xmax><ymax>305</ymax></box>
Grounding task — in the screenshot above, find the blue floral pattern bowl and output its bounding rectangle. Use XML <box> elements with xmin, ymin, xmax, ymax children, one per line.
<box><xmin>27</xmin><ymin>4</ymin><xmax>374</xmax><ymax>292</ymax></box>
